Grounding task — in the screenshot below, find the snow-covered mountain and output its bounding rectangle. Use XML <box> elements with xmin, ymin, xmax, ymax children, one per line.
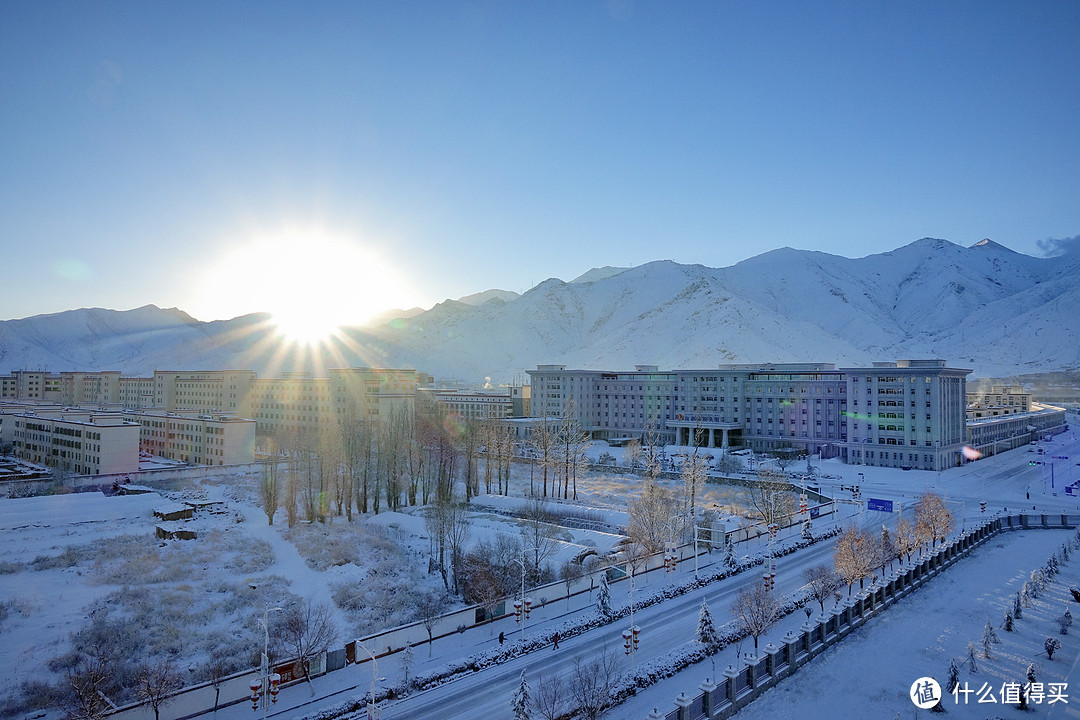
<box><xmin>1</xmin><ymin>239</ymin><xmax>1076</xmax><ymax>383</ymax></box>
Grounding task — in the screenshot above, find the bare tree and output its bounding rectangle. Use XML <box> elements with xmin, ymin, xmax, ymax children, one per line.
<box><xmin>62</xmin><ymin>656</ymin><xmax>113</xmax><ymax>720</ymax></box>
<box><xmin>560</xmin><ymin>559</ymin><xmax>584</xmax><ymax>609</ymax></box>
<box><xmin>278</xmin><ymin>598</ymin><xmax>337</xmax><ymax>695</ymax></box>
<box><xmin>803</xmin><ymin>564</ymin><xmax>842</xmax><ymax>613</ymax></box>
<box><xmin>895</xmin><ymin>515</ymin><xmax>918</xmax><ymax>563</ymax></box>
<box><xmin>681</xmin><ymin>451</ymin><xmax>710</xmax><ymax>521</ymax></box>
<box><xmin>135</xmin><ymin>660</ymin><xmax>181</xmax><ymax>720</ymax></box>
<box><xmin>746</xmin><ymin>468</ymin><xmax>797</xmax><ymax>527</ymax></box>
<box><xmin>259</xmin><ymin>446</ymin><xmax>281</xmax><ymax>525</ymax></box>
<box><xmin>558</xmin><ymin>395</ymin><xmax>589</xmax><ymax>500</ymax></box>
<box><xmin>914</xmin><ymin>492</ymin><xmax>954</xmax><ymax>549</ymax></box>
<box><xmin>569</xmin><ymin>649</ymin><xmax>622</xmax><ymax>720</ymax></box>
<box><xmin>415</xmin><ymin>592</ymin><xmax>444</xmax><ymax>658</ymax></box>
<box><xmin>730</xmin><ymin>584</ymin><xmax>780</xmax><ymax>651</ymax></box>
<box><xmin>772</xmin><ymin>443</ymin><xmax>801</xmax><ymax>474</ymax></box>
<box><xmin>443</xmin><ymin>501</ymin><xmax>472</xmax><ymax>595</ymax></box>
<box><xmin>624</xmin><ymin>438</ymin><xmax>642</xmax><ymax>470</ymax></box>
<box><xmin>834</xmin><ymin>525</ymin><xmax>875</xmax><ymax>593</ymax></box>
<box><xmin>715</xmin><ymin>451</ymin><xmax>742</xmax><ymax>476</ymax></box>
<box><xmin>640</xmin><ymin>418</ymin><xmax>666</xmax><ymax>481</ymax></box>
<box><xmin>627</xmin><ymin>479</ymin><xmax>684</xmax><ymax>553</ymax></box>
<box><xmin>878</xmin><ymin>525</ymin><xmax>897</xmax><ymax>574</ymax></box>
<box><xmin>201</xmin><ymin>645</ymin><xmax>237</xmax><ymax>719</ymax></box>
<box><xmin>532</xmin><ymin>672</ymin><xmax>568</xmax><ymax>720</ymax></box>
<box><xmin>520</xmin><ymin>496</ymin><xmax>560</xmax><ymax>578</ymax></box>
<box><xmin>528</xmin><ymin>417</ymin><xmax>558</xmax><ymax>498</ymax></box>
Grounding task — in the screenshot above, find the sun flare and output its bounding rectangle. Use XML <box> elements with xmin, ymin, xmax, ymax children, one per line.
<box><xmin>198</xmin><ymin>231</ymin><xmax>414</xmax><ymax>345</ymax></box>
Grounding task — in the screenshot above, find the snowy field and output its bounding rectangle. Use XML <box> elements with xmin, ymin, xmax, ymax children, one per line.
<box><xmin>622</xmin><ymin>527</ymin><xmax>1080</xmax><ymax>719</ymax></box>
<box><xmin>1</xmin><ymin>412</ymin><xmax>1079</xmax><ymax>720</ymax></box>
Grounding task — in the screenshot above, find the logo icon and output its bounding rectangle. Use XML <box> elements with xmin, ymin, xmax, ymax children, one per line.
<box><xmin>910</xmin><ymin>677</ymin><xmax>942</xmax><ymax>709</ymax></box>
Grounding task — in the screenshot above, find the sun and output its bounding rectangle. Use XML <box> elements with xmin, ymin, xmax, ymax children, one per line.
<box><xmin>198</xmin><ymin>231</ymin><xmax>415</xmax><ymax>344</ymax></box>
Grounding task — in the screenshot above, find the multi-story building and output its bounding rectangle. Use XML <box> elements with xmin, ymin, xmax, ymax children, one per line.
<box><xmin>529</xmin><ymin>359</ymin><xmax>974</xmax><ymax>470</ymax></box>
<box><xmin>843</xmin><ymin>360</ymin><xmax>970</xmax><ymax>471</ymax></box>
<box><xmin>966</xmin><ymin>384</ymin><xmax>1032</xmax><ymax>420</ymax></box>
<box><xmin>418</xmin><ymin>388</ymin><xmax>513</xmax><ymax>421</ymax></box>
<box><xmin>8</xmin><ymin>408</ymin><xmax>140</xmax><ymax>475</ymax></box>
<box><xmin>1</xmin><ymin>367</ymin><xmax>422</xmax><ymax>447</ymax></box>
<box><xmin>127</xmin><ymin>409</ymin><xmax>255</xmax><ymax>465</ymax></box>
<box><xmin>250</xmin><ymin>367</ymin><xmax>422</xmax><ymax>443</ymax></box>
<box><xmin>967</xmin><ymin>403</ymin><xmax>1067</xmax><ymax>457</ymax></box>
<box><xmin>61</xmin><ymin>371</ymin><xmax>122</xmax><ymax>405</ymax></box>
<box><xmin>0</xmin><ymin>371</ymin><xmax>63</xmax><ymax>401</ymax></box>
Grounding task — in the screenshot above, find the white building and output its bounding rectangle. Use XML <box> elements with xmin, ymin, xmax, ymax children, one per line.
<box><xmin>8</xmin><ymin>407</ymin><xmax>140</xmax><ymax>475</ymax></box>
<box><xmin>528</xmin><ymin>359</ymin><xmax>974</xmax><ymax>470</ymax></box>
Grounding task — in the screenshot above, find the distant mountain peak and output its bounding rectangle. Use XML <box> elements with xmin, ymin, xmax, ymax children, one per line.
<box><xmin>455</xmin><ymin>289</ymin><xmax>520</xmax><ymax>306</ymax></box>
<box><xmin>969</xmin><ymin>238</ymin><xmax>1015</xmax><ymax>253</ymax></box>
<box><xmin>570</xmin><ymin>266</ymin><xmax>631</xmax><ymax>284</ymax></box>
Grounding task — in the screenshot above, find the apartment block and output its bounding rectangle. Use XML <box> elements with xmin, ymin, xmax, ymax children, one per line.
<box><xmin>128</xmin><ymin>409</ymin><xmax>255</xmax><ymax>465</ymax></box>
<box><xmin>9</xmin><ymin>407</ymin><xmax>140</xmax><ymax>475</ymax></box>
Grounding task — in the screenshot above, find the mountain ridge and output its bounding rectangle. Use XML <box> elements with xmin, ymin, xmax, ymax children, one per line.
<box><xmin>1</xmin><ymin>238</ymin><xmax>1076</xmax><ymax>383</ymax></box>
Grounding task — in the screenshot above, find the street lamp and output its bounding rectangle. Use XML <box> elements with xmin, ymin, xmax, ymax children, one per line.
<box><xmin>250</xmin><ymin>608</ymin><xmax>282</xmax><ymax>719</ymax></box>
<box><xmin>511</xmin><ymin>546</ymin><xmax>538</xmax><ymax>642</ymax></box>
<box><xmin>356</xmin><ymin>641</ymin><xmax>385</xmax><ymax>720</ymax></box>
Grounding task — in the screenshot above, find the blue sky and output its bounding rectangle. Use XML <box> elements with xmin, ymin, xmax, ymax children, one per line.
<box><xmin>1</xmin><ymin>1</ymin><xmax>1078</xmax><ymax>323</ymax></box>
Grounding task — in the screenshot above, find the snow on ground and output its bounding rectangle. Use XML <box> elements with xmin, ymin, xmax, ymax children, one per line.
<box><xmin>621</xmin><ymin>527</ymin><xmax>1080</xmax><ymax>720</ymax></box>
<box><xmin>2</xmin><ymin>417</ymin><xmax>1079</xmax><ymax>718</ymax></box>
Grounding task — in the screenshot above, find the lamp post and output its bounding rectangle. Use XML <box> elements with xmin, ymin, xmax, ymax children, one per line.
<box><xmin>511</xmin><ymin>546</ymin><xmax>538</xmax><ymax>642</ymax></box>
<box><xmin>250</xmin><ymin>608</ymin><xmax>282</xmax><ymax>719</ymax></box>
<box><xmin>622</xmin><ymin>568</ymin><xmax>640</xmax><ymax>672</ymax></box>
<box><xmin>356</xmin><ymin>641</ymin><xmax>385</xmax><ymax>720</ymax></box>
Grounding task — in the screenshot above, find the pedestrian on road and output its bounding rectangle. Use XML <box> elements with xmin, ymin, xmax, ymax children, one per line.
<box><xmin>498</xmin><ymin>631</ymin><xmax>504</xmax><ymax>645</ymax></box>
<box><xmin>552</xmin><ymin>632</ymin><xmax>560</xmax><ymax>650</ymax></box>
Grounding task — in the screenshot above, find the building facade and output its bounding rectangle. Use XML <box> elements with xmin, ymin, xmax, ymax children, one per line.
<box><xmin>418</xmin><ymin>388</ymin><xmax>513</xmax><ymax>421</ymax></box>
<box><xmin>128</xmin><ymin>409</ymin><xmax>256</xmax><ymax>465</ymax></box>
<box><xmin>529</xmin><ymin>359</ymin><xmax>973</xmax><ymax>470</ymax></box>
<box><xmin>8</xmin><ymin>408</ymin><xmax>140</xmax><ymax>475</ymax></box>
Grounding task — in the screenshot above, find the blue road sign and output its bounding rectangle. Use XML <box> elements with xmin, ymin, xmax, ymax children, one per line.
<box><xmin>867</xmin><ymin>498</ymin><xmax>894</xmax><ymax>513</ymax></box>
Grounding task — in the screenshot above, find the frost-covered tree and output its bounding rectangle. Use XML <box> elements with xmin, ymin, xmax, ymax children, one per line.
<box><xmin>400</xmin><ymin>644</ymin><xmax>415</xmax><ymax>689</ymax></box>
<box><xmin>697</xmin><ymin>598</ymin><xmax>720</xmax><ymax>649</ymax></box>
<box><xmin>511</xmin><ymin>670</ymin><xmax>531</xmax><ymax>720</ymax></box>
<box><xmin>747</xmin><ymin>468</ymin><xmax>797</xmax><ymax>528</ymax></box>
<box><xmin>834</xmin><ymin>525</ymin><xmax>874</xmax><ymax>593</ymax></box>
<box><xmin>1030</xmin><ymin>568</ymin><xmax>1045</xmax><ymax>597</ymax></box>
<box><xmin>1045</xmin><ymin>637</ymin><xmax>1061</xmax><ymax>660</ymax></box>
<box><xmin>1003</xmin><ymin>609</ymin><xmax>1014</xmax><ymax>632</ymax></box>
<box><xmin>260</xmin><ymin>451</ymin><xmax>281</xmax><ymax>525</ymax></box>
<box><xmin>983</xmin><ymin>618</ymin><xmax>1000</xmax><ymax>645</ymax></box>
<box><xmin>560</xmin><ymin>559</ymin><xmax>584</xmax><ymax>610</ymax></box>
<box><xmin>531</xmin><ymin>673</ymin><xmax>566</xmax><ymax>720</ymax></box>
<box><xmin>681</xmin><ymin>452</ymin><xmax>710</xmax><ymax>520</ymax></box>
<box><xmin>914</xmin><ymin>491</ymin><xmax>953</xmax><ymax>549</ymax></box>
<box><xmin>731</xmin><ymin>584</ymin><xmax>780</xmax><ymax>651</ymax></box>
<box><xmin>946</xmin><ymin>658</ymin><xmax>961</xmax><ymax>694</ymax></box>
<box><xmin>628</xmin><ymin>480</ymin><xmax>685</xmax><ymax>553</ymax></box>
<box><xmin>1060</xmin><ymin>607</ymin><xmax>1073</xmax><ymax>635</ymax></box>
<box><xmin>965</xmin><ymin>641</ymin><xmax>979</xmax><ymax>673</ymax></box>
<box><xmin>804</xmin><ymin>564</ymin><xmax>842</xmax><ymax>613</ymax></box>
<box><xmin>894</xmin><ymin>516</ymin><xmax>918</xmax><ymax>563</ymax></box>
<box><xmin>1013</xmin><ymin>591</ymin><xmax>1023</xmax><ymax>619</ymax></box>
<box><xmin>569</xmin><ymin>650</ymin><xmax>620</xmax><ymax>720</ymax></box>
<box><xmin>596</xmin><ymin>573</ymin><xmax>613</xmax><ymax>620</ymax></box>
<box><xmin>63</xmin><ymin>656</ymin><xmax>113</xmax><ymax>720</ymax></box>
<box><xmin>878</xmin><ymin>526</ymin><xmax>897</xmax><ymax>574</ymax></box>
<box><xmin>724</xmin><ymin>537</ymin><xmax>737</xmax><ymax>569</ymax></box>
